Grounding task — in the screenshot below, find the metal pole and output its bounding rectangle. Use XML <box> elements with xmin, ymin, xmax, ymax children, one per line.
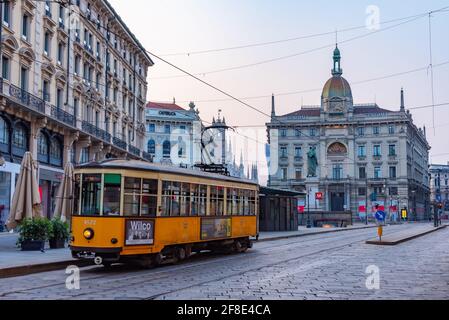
<box><xmin>307</xmin><ymin>187</ymin><xmax>311</xmax><ymax>228</ymax></box>
<box><xmin>365</xmin><ymin>178</ymin><xmax>368</xmax><ymax>225</ymax></box>
<box><xmin>0</xmin><ymin>0</ymin><xmax>4</xmax><ymax>80</ymax></box>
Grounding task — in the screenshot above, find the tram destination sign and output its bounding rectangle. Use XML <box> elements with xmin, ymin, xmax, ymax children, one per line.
<box><xmin>125</xmin><ymin>219</ymin><xmax>155</xmax><ymax>246</ymax></box>
<box><xmin>201</xmin><ymin>218</ymin><xmax>232</xmax><ymax>240</ymax></box>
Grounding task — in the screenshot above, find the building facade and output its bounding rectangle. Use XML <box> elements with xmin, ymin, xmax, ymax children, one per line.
<box><xmin>267</xmin><ymin>47</ymin><xmax>431</xmax><ymax>220</ymax></box>
<box><xmin>0</xmin><ymin>0</ymin><xmax>153</xmax><ymax>226</ymax></box>
<box><xmin>145</xmin><ymin>101</ymin><xmax>202</xmax><ymax>167</ymax></box>
<box><xmin>429</xmin><ymin>163</ymin><xmax>449</xmax><ymax>214</ymax></box>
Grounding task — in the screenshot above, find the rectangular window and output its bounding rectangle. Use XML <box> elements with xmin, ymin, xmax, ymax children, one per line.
<box><xmin>1</xmin><ymin>56</ymin><xmax>9</xmax><ymax>80</ymax></box>
<box><xmin>210</xmin><ymin>186</ymin><xmax>224</xmax><ymax>216</ymax></box>
<box><xmin>280</xmin><ymin>146</ymin><xmax>288</xmax><ymax>158</ymax></box>
<box><xmin>226</xmin><ymin>188</ymin><xmax>239</xmax><ymax>216</ymax></box>
<box><xmin>358</xmin><ymin>188</ymin><xmax>366</xmax><ymax>196</ymax></box>
<box><xmin>373</xmin><ymin>127</ymin><xmax>380</xmax><ymax>135</ymax></box>
<box><xmin>295</xmin><ymin>146</ymin><xmax>302</xmax><ymax>158</ymax></box>
<box><xmin>310</xmin><ymin>128</ymin><xmax>317</xmax><ymax>137</ymax></box>
<box><xmin>281</xmin><ymin>168</ymin><xmax>288</xmax><ymax>181</ymax></box>
<box><xmin>161</xmin><ymin>181</ymin><xmax>181</xmax><ymax>217</ymax></box>
<box><xmin>295</xmin><ymin>129</ymin><xmax>301</xmax><ymax>137</ymax></box>
<box><xmin>388</xmin><ymin>126</ymin><xmax>395</xmax><ymax>135</ymax></box>
<box><xmin>20</xmin><ymin>67</ymin><xmax>28</xmax><ymax>91</ymax></box>
<box><xmin>57</xmin><ymin>42</ymin><xmax>64</xmax><ymax>65</ymax></box>
<box><xmin>2</xmin><ymin>1</ymin><xmax>11</xmax><ymax>27</ymax></box>
<box><xmin>164</xmin><ymin>125</ymin><xmax>171</xmax><ymax>134</ymax></box>
<box><xmin>44</xmin><ymin>32</ymin><xmax>50</xmax><ymax>56</ymax></box>
<box><xmin>190</xmin><ymin>184</ymin><xmax>207</xmax><ymax>216</ymax></box>
<box><xmin>22</xmin><ymin>14</ymin><xmax>29</xmax><ymax>41</ymax></box>
<box><xmin>80</xmin><ymin>174</ymin><xmax>101</xmax><ymax>216</ymax></box>
<box><xmin>389</xmin><ymin>187</ymin><xmax>398</xmax><ymax>196</ymax></box>
<box><xmin>42</xmin><ymin>80</ymin><xmax>50</xmax><ymax>102</ymax></box>
<box><xmin>389</xmin><ymin>166</ymin><xmax>397</xmax><ymax>179</ymax></box>
<box><xmin>357</xmin><ymin>127</ymin><xmax>365</xmax><ymax>136</ymax></box>
<box><xmin>141</xmin><ymin>179</ymin><xmax>158</xmax><ymax>217</ymax></box>
<box><xmin>359</xmin><ymin>167</ymin><xmax>366</xmax><ymax>179</ymax></box>
<box><xmin>374</xmin><ymin>167</ymin><xmax>382</xmax><ymax>179</ymax></box>
<box><xmin>123</xmin><ymin>177</ymin><xmax>141</xmax><ymax>216</ymax></box>
<box><xmin>373</xmin><ymin>145</ymin><xmax>381</xmax><ymax>157</ymax></box>
<box><xmin>103</xmin><ymin>174</ymin><xmax>121</xmax><ymax>216</ymax></box>
<box><xmin>332</xmin><ymin>164</ymin><xmax>343</xmax><ymax>180</ymax></box>
<box><xmin>295</xmin><ymin>169</ymin><xmax>302</xmax><ymax>180</ymax></box>
<box><xmin>56</xmin><ymin>88</ymin><xmax>63</xmax><ymax>108</ymax></box>
<box><xmin>358</xmin><ymin>145</ymin><xmax>366</xmax><ymax>157</ymax></box>
<box><xmin>389</xmin><ymin>144</ymin><xmax>396</xmax><ymax>156</ymax></box>
<box><xmin>148</xmin><ymin>123</ymin><xmax>155</xmax><ymax>133</ymax></box>
<box><xmin>280</xmin><ymin>129</ymin><xmax>287</xmax><ymax>137</ymax></box>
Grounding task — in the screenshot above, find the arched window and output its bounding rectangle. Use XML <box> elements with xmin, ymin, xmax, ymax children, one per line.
<box><xmin>147</xmin><ymin>139</ymin><xmax>155</xmax><ymax>155</ymax></box>
<box><xmin>0</xmin><ymin>117</ymin><xmax>10</xmax><ymax>145</ymax></box>
<box><xmin>50</xmin><ymin>137</ymin><xmax>63</xmax><ymax>167</ymax></box>
<box><xmin>37</xmin><ymin>132</ymin><xmax>50</xmax><ymax>163</ymax></box>
<box><xmin>162</xmin><ymin>141</ymin><xmax>171</xmax><ymax>158</ymax></box>
<box><xmin>12</xmin><ymin>123</ymin><xmax>28</xmax><ymax>157</ymax></box>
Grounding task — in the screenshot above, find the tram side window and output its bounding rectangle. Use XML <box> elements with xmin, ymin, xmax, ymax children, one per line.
<box><xmin>243</xmin><ymin>190</ymin><xmax>250</xmax><ymax>216</ymax></box>
<box><xmin>103</xmin><ymin>174</ymin><xmax>121</xmax><ymax>216</ymax></box>
<box><xmin>124</xmin><ymin>177</ymin><xmax>141</xmax><ymax>216</ymax></box>
<box><xmin>226</xmin><ymin>188</ymin><xmax>238</xmax><ymax>216</ymax></box>
<box><xmin>73</xmin><ymin>174</ymin><xmax>80</xmax><ymax>215</ymax></box>
<box><xmin>141</xmin><ymin>179</ymin><xmax>157</xmax><ymax>217</ymax></box>
<box><xmin>210</xmin><ymin>186</ymin><xmax>224</xmax><ymax>216</ymax></box>
<box><xmin>249</xmin><ymin>190</ymin><xmax>257</xmax><ymax>216</ymax></box>
<box><xmin>190</xmin><ymin>184</ymin><xmax>207</xmax><ymax>216</ymax></box>
<box><xmin>161</xmin><ymin>181</ymin><xmax>181</xmax><ymax>217</ymax></box>
<box><xmin>180</xmin><ymin>183</ymin><xmax>191</xmax><ymax>216</ymax></box>
<box><xmin>81</xmin><ymin>174</ymin><xmax>101</xmax><ymax>216</ymax></box>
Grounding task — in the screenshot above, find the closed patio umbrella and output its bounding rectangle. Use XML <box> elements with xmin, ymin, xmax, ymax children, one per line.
<box><xmin>53</xmin><ymin>162</ymin><xmax>74</xmax><ymax>223</ymax></box>
<box><xmin>6</xmin><ymin>152</ymin><xmax>42</xmax><ymax>230</ymax></box>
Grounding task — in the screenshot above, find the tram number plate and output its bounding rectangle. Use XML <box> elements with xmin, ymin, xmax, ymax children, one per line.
<box><xmin>201</xmin><ymin>218</ymin><xmax>232</xmax><ymax>240</ymax></box>
<box><xmin>125</xmin><ymin>219</ymin><xmax>154</xmax><ymax>246</ymax></box>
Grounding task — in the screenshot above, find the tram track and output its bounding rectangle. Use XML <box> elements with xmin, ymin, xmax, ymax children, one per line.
<box><xmin>0</xmin><ymin>226</ymin><xmax>401</xmax><ymax>299</ymax></box>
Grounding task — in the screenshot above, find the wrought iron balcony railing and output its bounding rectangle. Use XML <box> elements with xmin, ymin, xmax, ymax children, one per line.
<box><xmin>82</xmin><ymin>121</ymin><xmax>111</xmax><ymax>143</ymax></box>
<box><xmin>113</xmin><ymin>136</ymin><xmax>127</xmax><ymax>150</ymax></box>
<box><xmin>50</xmin><ymin>105</ymin><xmax>75</xmax><ymax>127</ymax></box>
<box><xmin>8</xmin><ymin>83</ymin><xmax>45</xmax><ymax>113</ymax></box>
<box><xmin>128</xmin><ymin>145</ymin><xmax>141</xmax><ymax>157</ymax></box>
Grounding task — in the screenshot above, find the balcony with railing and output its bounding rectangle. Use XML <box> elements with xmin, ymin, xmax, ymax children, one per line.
<box><xmin>128</xmin><ymin>145</ymin><xmax>141</xmax><ymax>157</ymax></box>
<box><xmin>50</xmin><ymin>105</ymin><xmax>75</xmax><ymax>127</ymax></box>
<box><xmin>113</xmin><ymin>136</ymin><xmax>127</xmax><ymax>151</ymax></box>
<box><xmin>82</xmin><ymin>121</ymin><xmax>111</xmax><ymax>143</ymax></box>
<box><xmin>1</xmin><ymin>81</ymin><xmax>46</xmax><ymax>114</ymax></box>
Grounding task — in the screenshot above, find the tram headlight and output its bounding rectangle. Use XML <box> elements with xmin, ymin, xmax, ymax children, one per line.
<box><xmin>83</xmin><ymin>228</ymin><xmax>94</xmax><ymax>240</ymax></box>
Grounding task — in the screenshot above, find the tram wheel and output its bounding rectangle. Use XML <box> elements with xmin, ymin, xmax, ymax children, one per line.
<box><xmin>176</xmin><ymin>247</ymin><xmax>187</xmax><ymax>261</ymax></box>
<box><xmin>153</xmin><ymin>253</ymin><xmax>163</xmax><ymax>266</ymax></box>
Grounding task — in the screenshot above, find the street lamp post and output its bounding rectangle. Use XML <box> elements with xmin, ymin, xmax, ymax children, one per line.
<box><xmin>365</xmin><ymin>177</ymin><xmax>369</xmax><ymax>225</ymax></box>
<box><xmin>306</xmin><ymin>187</ymin><xmax>312</xmax><ymax>228</ymax></box>
<box><xmin>0</xmin><ymin>0</ymin><xmax>4</xmax><ymax>80</ymax></box>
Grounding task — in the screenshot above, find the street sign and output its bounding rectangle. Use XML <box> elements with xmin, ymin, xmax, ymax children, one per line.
<box><xmin>315</xmin><ymin>192</ymin><xmax>323</xmax><ymax>200</ymax></box>
<box><xmin>436</xmin><ymin>194</ymin><xmax>442</xmax><ymax>202</ymax></box>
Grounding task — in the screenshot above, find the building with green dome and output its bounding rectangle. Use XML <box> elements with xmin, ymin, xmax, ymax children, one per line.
<box><xmin>266</xmin><ymin>47</ymin><xmax>431</xmax><ymax>222</ymax></box>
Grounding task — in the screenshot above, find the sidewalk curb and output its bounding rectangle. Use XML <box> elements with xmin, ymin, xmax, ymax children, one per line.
<box><xmin>366</xmin><ymin>225</ymin><xmax>447</xmax><ymax>246</ymax></box>
<box><xmin>0</xmin><ymin>260</ymin><xmax>93</xmax><ymax>279</ymax></box>
<box><xmin>257</xmin><ymin>225</ymin><xmax>378</xmax><ymax>243</ymax></box>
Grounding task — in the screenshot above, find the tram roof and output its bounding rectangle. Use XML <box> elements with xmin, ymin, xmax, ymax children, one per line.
<box><xmin>76</xmin><ymin>159</ymin><xmax>259</xmax><ymax>186</ymax></box>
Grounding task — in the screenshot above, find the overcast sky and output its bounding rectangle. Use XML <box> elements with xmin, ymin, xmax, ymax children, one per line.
<box><xmin>109</xmin><ymin>0</ymin><xmax>449</xmax><ymax>180</ymax></box>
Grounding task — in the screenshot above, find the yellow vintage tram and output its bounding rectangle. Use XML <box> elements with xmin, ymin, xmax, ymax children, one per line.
<box><xmin>70</xmin><ymin>159</ymin><xmax>259</xmax><ymax>267</ymax></box>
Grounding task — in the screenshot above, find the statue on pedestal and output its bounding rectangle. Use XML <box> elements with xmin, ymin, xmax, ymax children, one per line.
<box><xmin>307</xmin><ymin>147</ymin><xmax>318</xmax><ymax>177</ymax></box>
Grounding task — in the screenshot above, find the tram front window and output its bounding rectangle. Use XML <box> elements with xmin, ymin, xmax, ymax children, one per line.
<box><xmin>103</xmin><ymin>174</ymin><xmax>121</xmax><ymax>216</ymax></box>
<box><xmin>81</xmin><ymin>174</ymin><xmax>101</xmax><ymax>216</ymax></box>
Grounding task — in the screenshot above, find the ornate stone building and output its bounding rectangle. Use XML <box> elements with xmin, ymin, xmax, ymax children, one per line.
<box><xmin>267</xmin><ymin>47</ymin><xmax>431</xmax><ymax>220</ymax></box>
<box><xmin>429</xmin><ymin>163</ymin><xmax>449</xmax><ymax>215</ymax></box>
<box><xmin>0</xmin><ymin>0</ymin><xmax>153</xmax><ymax>224</ymax></box>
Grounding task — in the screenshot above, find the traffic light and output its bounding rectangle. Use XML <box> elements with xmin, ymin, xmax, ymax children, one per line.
<box><xmin>438</xmin><ymin>203</ymin><xmax>443</xmax><ymax>210</ymax></box>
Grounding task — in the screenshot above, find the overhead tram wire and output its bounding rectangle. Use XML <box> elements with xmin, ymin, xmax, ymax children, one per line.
<box><xmin>159</xmin><ymin>10</ymin><xmax>445</xmax><ymax>57</ymax></box>
<box><xmin>157</xmin><ymin>60</ymin><xmax>449</xmax><ymax>104</ymax></box>
<box><xmin>150</xmin><ymin>9</ymin><xmax>449</xmax><ymax>80</ymax></box>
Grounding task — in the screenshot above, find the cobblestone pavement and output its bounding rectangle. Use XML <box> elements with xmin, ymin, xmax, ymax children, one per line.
<box><xmin>0</xmin><ymin>224</ymin><xmax>448</xmax><ymax>300</ymax></box>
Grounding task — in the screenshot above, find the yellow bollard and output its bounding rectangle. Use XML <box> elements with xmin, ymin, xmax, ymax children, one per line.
<box><xmin>377</xmin><ymin>225</ymin><xmax>383</xmax><ymax>242</ymax></box>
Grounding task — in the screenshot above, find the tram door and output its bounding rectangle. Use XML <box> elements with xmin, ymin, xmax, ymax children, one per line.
<box><xmin>331</xmin><ymin>192</ymin><xmax>345</xmax><ymax>212</ymax></box>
